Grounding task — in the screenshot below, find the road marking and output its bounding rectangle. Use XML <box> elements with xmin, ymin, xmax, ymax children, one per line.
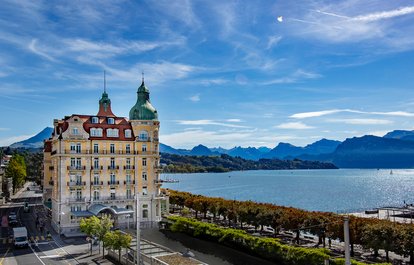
<box><xmin>39</xmin><ymin>254</ymin><xmax>62</xmax><ymax>259</ymax></box>
<box><xmin>0</xmin><ymin>247</ymin><xmax>10</xmax><ymax>265</ymax></box>
<box><xmin>29</xmin><ymin>242</ymin><xmax>46</xmax><ymax>265</ymax></box>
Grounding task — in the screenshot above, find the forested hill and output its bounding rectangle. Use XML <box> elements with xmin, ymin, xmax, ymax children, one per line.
<box><xmin>160</xmin><ymin>153</ymin><xmax>337</xmax><ymax>173</ymax></box>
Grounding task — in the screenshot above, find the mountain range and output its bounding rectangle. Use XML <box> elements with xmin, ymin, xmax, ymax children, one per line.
<box><xmin>7</xmin><ymin>127</ymin><xmax>414</xmax><ymax>168</ymax></box>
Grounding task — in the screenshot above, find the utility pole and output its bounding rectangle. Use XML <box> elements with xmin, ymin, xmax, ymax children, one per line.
<box><xmin>344</xmin><ymin>216</ymin><xmax>351</xmax><ymax>265</ymax></box>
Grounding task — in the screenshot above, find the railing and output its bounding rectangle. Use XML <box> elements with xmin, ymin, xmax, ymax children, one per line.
<box><xmin>108</xmin><ymin>180</ymin><xmax>120</xmax><ymax>185</ymax></box>
<box><xmin>67</xmin><ymin>181</ymin><xmax>86</xmax><ymax>187</ymax></box>
<box><xmin>136</xmin><ymin>137</ymin><xmax>151</xmax><ymax>142</ymax></box>
<box><xmin>123</xmin><ymin>165</ymin><xmax>135</xmax><ymax>170</ymax></box>
<box><xmin>137</xmin><ymin>151</ymin><xmax>158</xmax><ymax>155</ymax></box>
<box><xmin>91</xmin><ymin>166</ymin><xmax>103</xmax><ymax>170</ymax></box>
<box><xmin>124</xmin><ymin>180</ymin><xmax>136</xmax><ymax>185</ymax></box>
<box><xmin>93</xmin><ymin>196</ymin><xmax>134</xmax><ymax>202</ymax></box>
<box><xmin>68</xmin><ymin>197</ymin><xmax>85</xmax><ymax>202</ymax></box>
<box><xmin>107</xmin><ymin>165</ymin><xmax>120</xmax><ymax>170</ymax></box>
<box><xmin>67</xmin><ymin>166</ymin><xmax>86</xmax><ymax>170</ymax></box>
<box><xmin>91</xmin><ymin>181</ymin><xmax>104</xmax><ymax>186</ymax></box>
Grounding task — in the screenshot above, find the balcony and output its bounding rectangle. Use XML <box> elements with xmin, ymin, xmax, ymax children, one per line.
<box><xmin>136</xmin><ymin>137</ymin><xmax>151</xmax><ymax>142</ymax></box>
<box><xmin>91</xmin><ymin>181</ymin><xmax>104</xmax><ymax>186</ymax></box>
<box><xmin>124</xmin><ymin>180</ymin><xmax>136</xmax><ymax>185</ymax></box>
<box><xmin>107</xmin><ymin>165</ymin><xmax>119</xmax><ymax>170</ymax></box>
<box><xmin>68</xmin><ymin>197</ymin><xmax>85</xmax><ymax>203</ymax></box>
<box><xmin>67</xmin><ymin>181</ymin><xmax>86</xmax><ymax>187</ymax></box>
<box><xmin>94</xmin><ymin>196</ymin><xmax>134</xmax><ymax>202</ymax></box>
<box><xmin>123</xmin><ymin>165</ymin><xmax>135</xmax><ymax>170</ymax></box>
<box><xmin>49</xmin><ymin>166</ymin><xmax>54</xmax><ymax>170</ymax></box>
<box><xmin>64</xmin><ymin>150</ymin><xmax>90</xmax><ymax>154</ymax></box>
<box><xmin>91</xmin><ymin>166</ymin><xmax>103</xmax><ymax>171</ymax></box>
<box><xmin>108</xmin><ymin>180</ymin><xmax>120</xmax><ymax>186</ymax></box>
<box><xmin>67</xmin><ymin>166</ymin><xmax>86</xmax><ymax>171</ymax></box>
<box><xmin>48</xmin><ymin>180</ymin><xmax>54</xmax><ymax>185</ymax></box>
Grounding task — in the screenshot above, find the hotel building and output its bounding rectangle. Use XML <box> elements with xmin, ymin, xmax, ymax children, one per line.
<box><xmin>43</xmin><ymin>79</ymin><xmax>167</xmax><ymax>235</ymax></box>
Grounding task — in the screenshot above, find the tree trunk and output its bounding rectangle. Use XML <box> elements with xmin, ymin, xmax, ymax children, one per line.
<box><xmin>296</xmin><ymin>230</ymin><xmax>300</xmax><ymax>244</ymax></box>
<box><xmin>102</xmin><ymin>242</ymin><xmax>105</xmax><ymax>258</ymax></box>
<box><xmin>195</xmin><ymin>211</ymin><xmax>198</xmax><ymax>219</ymax></box>
<box><xmin>374</xmin><ymin>249</ymin><xmax>379</xmax><ymax>258</ymax></box>
<box><xmin>385</xmin><ymin>250</ymin><xmax>389</xmax><ymax>262</ymax></box>
<box><xmin>119</xmin><ymin>249</ymin><xmax>121</xmax><ymax>263</ymax></box>
<box><xmin>90</xmin><ymin>241</ymin><xmax>93</xmax><ymax>255</ymax></box>
<box><xmin>351</xmin><ymin>242</ymin><xmax>354</xmax><ymax>257</ymax></box>
<box><xmin>410</xmin><ymin>250</ymin><xmax>414</xmax><ymax>264</ymax></box>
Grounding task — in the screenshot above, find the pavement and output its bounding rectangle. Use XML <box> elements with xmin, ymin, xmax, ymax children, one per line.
<box><xmin>0</xmin><ymin>183</ymin><xmax>114</xmax><ymax>265</ymax></box>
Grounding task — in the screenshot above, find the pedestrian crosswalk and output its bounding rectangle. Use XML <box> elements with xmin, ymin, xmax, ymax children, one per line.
<box><xmin>0</xmin><ymin>235</ymin><xmax>52</xmax><ymax>244</ymax></box>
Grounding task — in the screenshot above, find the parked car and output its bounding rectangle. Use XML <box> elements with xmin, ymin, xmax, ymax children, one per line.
<box><xmin>8</xmin><ymin>212</ymin><xmax>18</xmax><ymax>226</ymax></box>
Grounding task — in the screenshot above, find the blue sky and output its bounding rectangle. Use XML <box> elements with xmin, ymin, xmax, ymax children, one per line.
<box><xmin>1</xmin><ymin>0</ymin><xmax>414</xmax><ymax>149</ymax></box>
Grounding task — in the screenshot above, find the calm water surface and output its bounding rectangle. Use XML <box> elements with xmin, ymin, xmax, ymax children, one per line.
<box><xmin>162</xmin><ymin>169</ymin><xmax>414</xmax><ymax>213</ymax></box>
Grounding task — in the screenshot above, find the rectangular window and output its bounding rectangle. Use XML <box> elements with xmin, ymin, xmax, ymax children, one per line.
<box><xmin>126</xmin><ymin>158</ymin><xmax>131</xmax><ymax>169</ymax></box>
<box><xmin>125</xmin><ymin>129</ymin><xmax>132</xmax><ymax>138</ymax></box>
<box><xmin>107</xmin><ymin>118</ymin><xmax>114</xmax><ymax>124</ymax></box>
<box><xmin>126</xmin><ymin>189</ymin><xmax>131</xmax><ymax>199</ymax></box>
<box><xmin>93</xmin><ymin>144</ymin><xmax>99</xmax><ymax>154</ymax></box>
<box><xmin>70</xmin><ymin>143</ymin><xmax>76</xmax><ymax>153</ymax></box>
<box><xmin>94</xmin><ymin>158</ymin><xmax>99</xmax><ymax>169</ymax></box>
<box><xmin>110</xmin><ymin>189</ymin><xmax>116</xmax><ymax>199</ymax></box>
<box><xmin>76</xmin><ymin>143</ymin><xmax>81</xmax><ymax>153</ymax></box>
<box><xmin>91</xmin><ymin>117</ymin><xmax>99</xmax><ymax>124</ymax></box>
<box><xmin>110</xmin><ymin>173</ymin><xmax>116</xmax><ymax>184</ymax></box>
<box><xmin>142</xmin><ymin>172</ymin><xmax>147</xmax><ymax>181</ymax></box>
<box><xmin>94</xmin><ymin>174</ymin><xmax>99</xmax><ymax>185</ymax></box>
<box><xmin>142</xmin><ymin>144</ymin><xmax>147</xmax><ymax>152</ymax></box>
<box><xmin>110</xmin><ymin>144</ymin><xmax>115</xmax><ymax>154</ymax></box>
<box><xmin>142</xmin><ymin>158</ymin><xmax>147</xmax><ymax>167</ymax></box>
<box><xmin>142</xmin><ymin>187</ymin><xmax>148</xmax><ymax>196</ymax></box>
<box><xmin>70</xmin><ymin>158</ymin><xmax>76</xmax><ymax>168</ymax></box>
<box><xmin>126</xmin><ymin>174</ymin><xmax>131</xmax><ymax>184</ymax></box>
<box><xmin>126</xmin><ymin>144</ymin><xmax>130</xmax><ymax>154</ymax></box>
<box><xmin>76</xmin><ymin>190</ymin><xmax>82</xmax><ymax>199</ymax></box>
<box><xmin>76</xmin><ymin>158</ymin><xmax>82</xmax><ymax>169</ymax></box>
<box><xmin>72</xmin><ymin>127</ymin><xmax>79</xmax><ymax>135</ymax></box>
<box><xmin>110</xmin><ymin>158</ymin><xmax>115</xmax><ymax>169</ymax></box>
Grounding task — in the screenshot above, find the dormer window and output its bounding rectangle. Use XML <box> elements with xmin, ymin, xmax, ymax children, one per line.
<box><xmin>125</xmin><ymin>129</ymin><xmax>132</xmax><ymax>138</ymax></box>
<box><xmin>91</xmin><ymin>117</ymin><xmax>99</xmax><ymax>124</ymax></box>
<box><xmin>107</xmin><ymin>128</ymin><xmax>119</xmax><ymax>137</ymax></box>
<box><xmin>90</xmin><ymin>128</ymin><xmax>103</xmax><ymax>137</ymax></box>
<box><xmin>107</xmin><ymin>118</ymin><xmax>115</xmax><ymax>124</ymax></box>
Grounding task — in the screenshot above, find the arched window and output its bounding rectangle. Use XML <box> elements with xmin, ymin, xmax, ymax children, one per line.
<box><xmin>138</xmin><ymin>130</ymin><xmax>148</xmax><ymax>141</ymax></box>
<box><xmin>93</xmin><ymin>190</ymin><xmax>100</xmax><ymax>201</ymax></box>
<box><xmin>107</xmin><ymin>128</ymin><xmax>119</xmax><ymax>137</ymax></box>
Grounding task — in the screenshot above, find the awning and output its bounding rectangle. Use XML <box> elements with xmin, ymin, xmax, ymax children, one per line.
<box><xmin>88</xmin><ymin>204</ymin><xmax>134</xmax><ymax>216</ymax></box>
<box><xmin>71</xmin><ymin>211</ymin><xmax>94</xmax><ymax>218</ymax></box>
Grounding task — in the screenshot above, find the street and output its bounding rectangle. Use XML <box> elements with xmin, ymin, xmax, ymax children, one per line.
<box><xmin>0</xmin><ymin>183</ymin><xmax>110</xmax><ymax>265</ymax></box>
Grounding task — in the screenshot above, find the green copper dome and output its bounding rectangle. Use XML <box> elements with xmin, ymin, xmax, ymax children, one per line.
<box><xmin>129</xmin><ymin>80</ymin><xmax>158</xmax><ymax>121</ymax></box>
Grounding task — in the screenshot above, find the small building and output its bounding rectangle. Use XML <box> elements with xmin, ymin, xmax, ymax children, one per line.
<box><xmin>43</xmin><ymin>78</ymin><xmax>168</xmax><ymax>236</ymax></box>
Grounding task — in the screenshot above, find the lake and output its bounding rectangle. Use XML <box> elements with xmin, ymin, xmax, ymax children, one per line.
<box><xmin>161</xmin><ymin>169</ymin><xmax>414</xmax><ymax>213</ymax></box>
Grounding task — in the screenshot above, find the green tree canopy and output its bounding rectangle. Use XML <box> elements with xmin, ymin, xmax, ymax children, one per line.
<box><xmin>5</xmin><ymin>154</ymin><xmax>26</xmax><ymax>193</ymax></box>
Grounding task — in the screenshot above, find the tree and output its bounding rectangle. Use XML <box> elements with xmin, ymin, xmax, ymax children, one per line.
<box><xmin>96</xmin><ymin>214</ymin><xmax>114</xmax><ymax>257</ymax></box>
<box><xmin>104</xmin><ymin>230</ymin><xmax>132</xmax><ymax>262</ymax></box>
<box><xmin>80</xmin><ymin>216</ymin><xmax>100</xmax><ymax>254</ymax></box>
<box><xmin>5</xmin><ymin>154</ymin><xmax>26</xmax><ymax>193</ymax></box>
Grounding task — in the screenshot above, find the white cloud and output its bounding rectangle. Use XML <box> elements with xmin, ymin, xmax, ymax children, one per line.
<box><xmin>266</xmin><ymin>36</ymin><xmax>282</xmax><ymax>50</ymax></box>
<box><xmin>275</xmin><ymin>122</ymin><xmax>314</xmax><ymax>129</ymax></box>
<box><xmin>0</xmin><ymin>128</ymin><xmax>10</xmax><ymax>131</ymax></box>
<box><xmin>189</xmin><ymin>94</ymin><xmax>200</xmax><ymax>102</ymax></box>
<box><xmin>353</xmin><ymin>6</ymin><xmax>414</xmax><ymax>22</ymax></box>
<box><xmin>226</xmin><ymin>119</ymin><xmax>242</xmax><ymax>122</ymax></box>
<box><xmin>326</xmin><ymin>118</ymin><xmax>393</xmax><ymax>125</ymax></box>
<box><xmin>28</xmin><ymin>39</ymin><xmax>56</xmax><ymax>61</ymax></box>
<box><xmin>0</xmin><ymin>134</ymin><xmax>33</xmax><ymax>147</ymax></box>
<box><xmin>263</xmin><ymin>69</ymin><xmax>322</xmax><ymax>85</ymax></box>
<box><xmin>176</xmin><ymin>119</ymin><xmax>249</xmax><ymax>128</ymax></box>
<box><xmin>291</xmin><ymin>109</ymin><xmax>414</xmax><ymax>119</ymax></box>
